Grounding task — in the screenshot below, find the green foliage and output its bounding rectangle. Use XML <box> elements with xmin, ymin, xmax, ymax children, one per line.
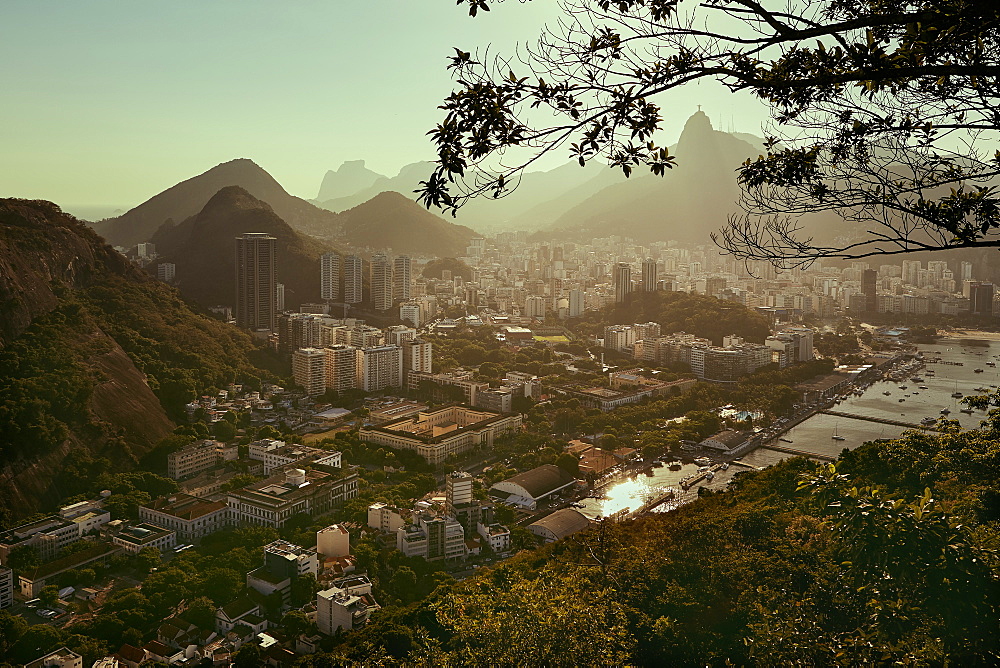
<box><xmin>422</xmin><ymin>257</ymin><xmax>473</xmax><ymax>282</ymax></box>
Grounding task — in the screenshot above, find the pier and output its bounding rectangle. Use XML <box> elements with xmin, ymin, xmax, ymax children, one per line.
<box><xmin>759</xmin><ymin>445</ymin><xmax>836</xmax><ymax>461</ymax></box>
<box><xmin>819</xmin><ymin>409</ymin><xmax>938</xmax><ymax>431</ymax></box>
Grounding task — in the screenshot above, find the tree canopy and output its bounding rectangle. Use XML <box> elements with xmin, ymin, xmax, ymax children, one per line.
<box><xmin>420</xmin><ymin>0</ymin><xmax>1000</xmax><ymax>267</ymax></box>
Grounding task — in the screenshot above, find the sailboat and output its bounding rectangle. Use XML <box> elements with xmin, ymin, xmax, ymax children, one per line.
<box><xmin>832</xmin><ymin>424</ymin><xmax>846</xmax><ymax>441</ymax></box>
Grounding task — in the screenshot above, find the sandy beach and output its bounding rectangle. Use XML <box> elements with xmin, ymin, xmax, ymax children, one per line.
<box><xmin>937</xmin><ymin>329</ymin><xmax>1000</xmax><ymax>341</ymax></box>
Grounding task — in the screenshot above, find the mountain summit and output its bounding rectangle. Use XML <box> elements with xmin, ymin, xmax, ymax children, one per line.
<box><xmin>543</xmin><ymin>111</ymin><xmax>759</xmax><ymax>243</ymax></box>
<box><xmin>93</xmin><ymin>159</ymin><xmax>342</xmax><ymax>246</ymax></box>
<box><xmin>151</xmin><ymin>186</ymin><xmax>335</xmax><ymax>309</ymax></box>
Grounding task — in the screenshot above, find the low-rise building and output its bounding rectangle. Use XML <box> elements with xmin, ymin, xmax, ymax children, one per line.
<box><xmin>139</xmin><ymin>494</ymin><xmax>229</xmax><ymax>542</ymax></box>
<box><xmin>477</xmin><ymin>523</ymin><xmax>511</xmax><ymax>553</ymax></box>
<box><xmin>367</xmin><ymin>503</ymin><xmax>408</xmax><ymax>534</ymax></box>
<box><xmin>24</xmin><ymin>647</ymin><xmax>83</xmax><ymax>668</ymax></box>
<box><xmin>247</xmin><ymin>540</ymin><xmax>319</xmax><ymax>605</ymax></box>
<box><xmin>19</xmin><ymin>542</ymin><xmax>122</xmax><ymax>598</ymax></box>
<box><xmin>360</xmin><ymin>405</ymin><xmax>522</xmax><ymax>465</ymax></box>
<box><xmin>227</xmin><ymin>467</ymin><xmax>359</xmax><ymax>529</ymax></box>
<box><xmin>527</xmin><ymin>508</ymin><xmax>591</xmax><ymax>543</ymax></box>
<box><xmin>0</xmin><ymin>500</ymin><xmax>111</xmax><ymax>565</ymax></box>
<box><xmin>215</xmin><ymin>597</ymin><xmax>263</xmax><ymax>633</ymax></box>
<box><xmin>166</xmin><ymin>439</ymin><xmax>229</xmax><ymax>480</ymax></box>
<box><xmin>699</xmin><ymin>430</ymin><xmax>751</xmax><ymax>453</ymax></box>
<box><xmin>489</xmin><ymin>465</ymin><xmax>579</xmax><ymax>510</ymax></box>
<box><xmin>107</xmin><ymin>522</ymin><xmax>176</xmax><ymax>554</ymax></box>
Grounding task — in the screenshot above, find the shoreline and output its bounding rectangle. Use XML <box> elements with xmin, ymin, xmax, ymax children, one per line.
<box><xmin>936</xmin><ymin>329</ymin><xmax>1000</xmax><ymax>341</ymax></box>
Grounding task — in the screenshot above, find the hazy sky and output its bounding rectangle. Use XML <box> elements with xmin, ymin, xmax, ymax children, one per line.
<box><xmin>1</xmin><ymin>1</ymin><xmax>768</xmax><ymax>209</ymax></box>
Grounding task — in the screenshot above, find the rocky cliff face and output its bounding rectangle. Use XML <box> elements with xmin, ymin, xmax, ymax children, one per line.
<box><xmin>0</xmin><ymin>199</ymin><xmax>141</xmax><ymax>347</ymax></box>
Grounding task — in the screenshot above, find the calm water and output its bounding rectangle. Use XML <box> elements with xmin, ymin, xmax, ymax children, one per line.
<box><xmin>579</xmin><ymin>339</ymin><xmax>1000</xmax><ymax>519</ymax></box>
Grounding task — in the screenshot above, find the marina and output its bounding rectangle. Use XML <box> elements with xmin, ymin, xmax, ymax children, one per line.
<box><xmin>578</xmin><ymin>339</ymin><xmax>999</xmax><ymax>520</ymax></box>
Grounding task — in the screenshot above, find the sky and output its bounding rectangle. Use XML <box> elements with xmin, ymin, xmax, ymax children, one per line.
<box><xmin>0</xmin><ymin>1</ymin><xmax>769</xmax><ymax>210</ymax></box>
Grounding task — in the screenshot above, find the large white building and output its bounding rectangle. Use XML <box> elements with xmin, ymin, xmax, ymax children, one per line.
<box><xmin>316</xmin><ymin>524</ymin><xmax>350</xmax><ymax>558</ymax></box>
<box><xmin>166</xmin><ymin>439</ymin><xmax>228</xmax><ymax>480</ymax></box>
<box><xmin>139</xmin><ymin>494</ymin><xmax>229</xmax><ymax>541</ymax></box>
<box><xmin>360</xmin><ymin>405</ymin><xmax>522</xmax><ymax>465</ymax></box>
<box><xmin>396</xmin><ymin>513</ymin><xmax>467</xmax><ymax>562</ymax></box>
<box><xmin>356</xmin><ymin>345</ymin><xmax>403</xmax><ymax>391</ymax></box>
<box><xmin>0</xmin><ymin>500</ymin><xmax>111</xmax><ymax>564</ymax></box>
<box><xmin>228</xmin><ymin>468</ymin><xmax>359</xmax><ymax>529</ymax></box>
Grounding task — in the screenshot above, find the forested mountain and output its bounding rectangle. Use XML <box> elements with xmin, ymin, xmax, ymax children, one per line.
<box><xmin>0</xmin><ymin>198</ymin><xmax>272</xmax><ymax>521</ymax></box>
<box><xmin>92</xmin><ymin>159</ymin><xmax>343</xmax><ymax>246</ymax></box>
<box><xmin>338</xmin><ymin>191</ymin><xmax>478</xmax><ymax>257</ymax></box>
<box><xmin>151</xmin><ymin>186</ymin><xmax>336</xmax><ymax>309</ymax></box>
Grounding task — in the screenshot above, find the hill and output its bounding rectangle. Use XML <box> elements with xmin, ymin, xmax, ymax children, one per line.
<box><xmin>338</xmin><ymin>191</ymin><xmax>478</xmax><ymax>256</ymax></box>
<box><xmin>92</xmin><ymin>158</ymin><xmax>343</xmax><ymax>246</ymax></box>
<box><xmin>151</xmin><ymin>186</ymin><xmax>335</xmax><ymax>309</ymax></box>
<box><xmin>0</xmin><ymin>198</ymin><xmax>272</xmax><ymax>521</ymax></box>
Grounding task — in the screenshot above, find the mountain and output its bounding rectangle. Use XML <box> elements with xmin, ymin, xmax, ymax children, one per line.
<box><xmin>0</xmin><ymin>198</ymin><xmax>270</xmax><ymax>519</ymax></box>
<box><xmin>93</xmin><ymin>158</ymin><xmax>343</xmax><ymax>247</ymax></box>
<box><xmin>151</xmin><ymin>186</ymin><xmax>335</xmax><ymax>309</ymax></box>
<box><xmin>315</xmin><ymin>159</ymin><xmax>625</xmax><ymax>231</ymax></box>
<box><xmin>315</xmin><ymin>161</ymin><xmax>438</xmax><ymax>213</ymax></box>
<box><xmin>316</xmin><ymin>160</ymin><xmax>385</xmax><ymax>201</ymax></box>
<box><xmin>338</xmin><ymin>191</ymin><xmax>479</xmax><ymax>256</ymax></box>
<box><xmin>543</xmin><ymin>111</ymin><xmax>758</xmax><ymax>243</ymax></box>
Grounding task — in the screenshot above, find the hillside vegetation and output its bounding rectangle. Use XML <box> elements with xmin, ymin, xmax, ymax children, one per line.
<box><xmin>318</xmin><ymin>422</ymin><xmax>1000</xmax><ymax>666</ymax></box>
<box><xmin>0</xmin><ymin>199</ymin><xmax>273</xmax><ymax>521</ymax></box>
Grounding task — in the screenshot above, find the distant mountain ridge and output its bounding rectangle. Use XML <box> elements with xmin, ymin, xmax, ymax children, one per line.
<box><xmin>151</xmin><ymin>186</ymin><xmax>336</xmax><ymax>309</ymax></box>
<box><xmin>542</xmin><ymin>111</ymin><xmax>759</xmax><ymax>243</ymax></box>
<box><xmin>314</xmin><ymin>159</ymin><xmax>627</xmax><ymax>231</ymax></box>
<box><xmin>93</xmin><ymin>158</ymin><xmax>343</xmax><ymax>247</ymax></box>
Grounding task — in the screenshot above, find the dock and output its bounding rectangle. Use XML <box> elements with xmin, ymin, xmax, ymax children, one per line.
<box><xmin>759</xmin><ymin>444</ymin><xmax>836</xmax><ymax>461</ymax></box>
<box><xmin>819</xmin><ymin>409</ymin><xmax>938</xmax><ymax>431</ymax></box>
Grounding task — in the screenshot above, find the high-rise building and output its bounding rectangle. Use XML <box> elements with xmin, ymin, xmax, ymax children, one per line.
<box><xmin>393</xmin><ymin>256</ymin><xmax>412</xmax><ymax>303</ymax></box>
<box><xmin>343</xmin><ymin>254</ymin><xmax>363</xmax><ymax>304</ymax></box>
<box><xmin>276</xmin><ymin>283</ymin><xmax>285</xmax><ymax>311</ymax></box>
<box><xmin>157</xmin><ymin>262</ymin><xmax>175</xmax><ymax>282</ymax></box>
<box><xmin>524</xmin><ymin>296</ymin><xmax>546</xmax><ymax>319</ymax></box>
<box><xmin>399</xmin><ymin>302</ymin><xmax>421</xmax><ymax>327</ymax></box>
<box><xmin>324</xmin><ymin>344</ymin><xmax>358</xmax><ymax>393</ymax></box>
<box><xmin>356</xmin><ymin>345</ymin><xmax>403</xmax><ymax>391</ymax></box>
<box><xmin>970</xmin><ymin>282</ymin><xmax>995</xmax><ymax>316</ymax></box>
<box><xmin>642</xmin><ymin>258</ymin><xmax>657</xmax><ymax>292</ymax></box>
<box><xmin>320</xmin><ymin>252</ymin><xmax>341</xmax><ymax>301</ymax></box>
<box><xmin>902</xmin><ymin>259</ymin><xmax>921</xmax><ymax>286</ymax></box>
<box><xmin>371</xmin><ymin>254</ymin><xmax>393</xmax><ymax>311</ymax></box>
<box><xmin>402</xmin><ymin>338</ymin><xmax>433</xmax><ymax>386</ymax></box>
<box><xmin>568</xmin><ymin>289</ymin><xmax>584</xmax><ymax>318</ymax></box>
<box><xmin>293</xmin><ymin>347</ymin><xmax>327</xmax><ymax>396</ymax></box>
<box><xmin>235</xmin><ymin>233</ymin><xmax>277</xmax><ymax>331</ymax></box>
<box><xmin>614</xmin><ymin>263</ymin><xmax>632</xmax><ymax>304</ymax></box>
<box><xmin>137</xmin><ymin>242</ymin><xmax>156</xmax><ymax>259</ymax></box>
<box><xmin>861</xmin><ymin>269</ymin><xmax>877</xmax><ymax>312</ymax></box>
<box><xmin>961</xmin><ymin>261</ymin><xmax>973</xmax><ymax>282</ymax></box>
